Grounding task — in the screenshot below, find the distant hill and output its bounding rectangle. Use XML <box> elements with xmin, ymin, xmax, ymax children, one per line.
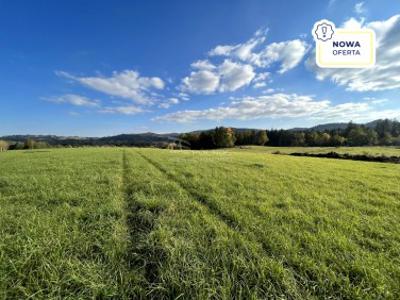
<box><xmin>189</xmin><ymin>128</ymin><xmax>263</xmax><ymax>134</ymax></box>
<box><xmin>1</xmin><ymin>133</ymin><xmax>181</xmax><ymax>147</ymax></box>
<box><xmin>309</xmin><ymin>123</ymin><xmax>349</xmax><ymax>131</ymax></box>
<box><xmin>294</xmin><ymin>120</ymin><xmax>385</xmax><ymax>132</ymax></box>
<box><xmin>365</xmin><ymin>120</ymin><xmax>384</xmax><ymax>129</ymax></box>
<box><xmin>1</xmin><ymin>134</ymin><xmax>89</xmax><ymax>142</ymax></box>
<box><xmin>96</xmin><ymin>133</ymin><xmax>181</xmax><ymax>146</ymax></box>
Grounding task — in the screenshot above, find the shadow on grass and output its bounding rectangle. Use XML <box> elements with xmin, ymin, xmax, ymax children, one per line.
<box><xmin>288</xmin><ymin>151</ymin><xmax>400</xmax><ymax>164</ymax></box>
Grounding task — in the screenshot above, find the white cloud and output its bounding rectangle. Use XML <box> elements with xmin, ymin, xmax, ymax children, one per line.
<box><xmin>191</xmin><ymin>60</ymin><xmax>216</xmax><ymax>70</ymax></box>
<box><xmin>363</xmin><ymin>97</ymin><xmax>388</xmax><ymax>105</ymax></box>
<box><xmin>43</xmin><ymin>94</ymin><xmax>144</xmax><ymax>116</ymax></box>
<box><xmin>209</xmin><ymin>45</ymin><xmax>234</xmax><ymax>56</ymax></box>
<box><xmin>169</xmin><ymin>98</ymin><xmax>180</xmax><ymax>104</ymax></box>
<box><xmin>181</xmin><ymin>28</ymin><xmax>309</xmax><ymax>95</ymax></box>
<box><xmin>208</xmin><ymin>29</ymin><xmax>267</xmax><ymax>66</ymax></box>
<box><xmin>218</xmin><ymin>60</ymin><xmax>255</xmax><ymax>92</ymax></box>
<box><xmin>261</xmin><ymin>40</ymin><xmax>309</xmax><ymax>73</ymax></box>
<box><xmin>342</xmin><ymin>17</ymin><xmax>365</xmax><ymax>29</ymax></box>
<box><xmin>208</xmin><ymin>29</ymin><xmax>309</xmax><ymax>72</ymax></box>
<box><xmin>181</xmin><ymin>60</ymin><xmax>255</xmax><ymax>94</ymax></box>
<box><xmin>253</xmin><ymin>72</ymin><xmax>270</xmax><ymax>82</ymax></box>
<box><xmin>252</xmin><ymin>72</ymin><xmax>270</xmax><ymax>88</ymax></box>
<box><xmin>354</xmin><ymin>2</ymin><xmax>366</xmax><ymax>15</ymax></box>
<box><xmin>307</xmin><ymin>14</ymin><xmax>400</xmax><ymax>92</ymax></box>
<box><xmin>155</xmin><ymin>93</ymin><xmax>395</xmax><ymax>123</ymax></box>
<box><xmin>263</xmin><ymin>88</ymin><xmax>276</xmax><ymax>94</ymax></box>
<box><xmin>56</xmin><ymin>70</ymin><xmax>165</xmax><ymax>105</ymax></box>
<box><xmin>46</xmin><ymin>93</ymin><xmax>146</xmax><ymax>115</ymax></box>
<box><xmin>99</xmin><ymin>105</ymin><xmax>144</xmax><ymax>115</ymax></box>
<box><xmin>182</xmin><ymin>69</ymin><xmax>220</xmax><ymax>94</ymax></box>
<box><xmin>253</xmin><ymin>82</ymin><xmax>267</xmax><ymax>89</ymax></box>
<box><xmin>45</xmin><ymin>94</ymin><xmax>100</xmax><ymax>107</ymax></box>
<box><xmin>177</xmin><ymin>92</ymin><xmax>190</xmax><ymax>101</ymax></box>
<box><xmin>158</xmin><ymin>97</ymin><xmax>180</xmax><ymax>109</ymax></box>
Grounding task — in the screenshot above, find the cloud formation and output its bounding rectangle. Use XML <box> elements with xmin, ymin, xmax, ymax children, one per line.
<box><xmin>45</xmin><ymin>93</ymin><xmax>146</xmax><ymax>116</ymax></box>
<box><xmin>155</xmin><ymin>93</ymin><xmax>398</xmax><ymax>123</ymax></box>
<box><xmin>98</xmin><ymin>105</ymin><xmax>144</xmax><ymax>115</ymax></box>
<box><xmin>262</xmin><ymin>40</ymin><xmax>310</xmax><ymax>74</ymax></box>
<box><xmin>181</xmin><ymin>60</ymin><xmax>255</xmax><ymax>94</ymax></box>
<box><xmin>158</xmin><ymin>97</ymin><xmax>180</xmax><ymax>109</ymax></box>
<box><xmin>181</xmin><ymin>29</ymin><xmax>309</xmax><ymax>95</ymax></box>
<box><xmin>208</xmin><ymin>30</ymin><xmax>309</xmax><ymax>71</ymax></box>
<box><xmin>354</xmin><ymin>2</ymin><xmax>366</xmax><ymax>15</ymax></box>
<box><xmin>57</xmin><ymin>70</ymin><xmax>165</xmax><ymax>105</ymax></box>
<box><xmin>208</xmin><ymin>29</ymin><xmax>268</xmax><ymax>66</ymax></box>
<box><xmin>307</xmin><ymin>14</ymin><xmax>400</xmax><ymax>92</ymax></box>
<box><xmin>182</xmin><ymin>69</ymin><xmax>220</xmax><ymax>94</ymax></box>
<box><xmin>48</xmin><ymin>15</ymin><xmax>400</xmax><ymax>123</ymax></box>
<box><xmin>45</xmin><ymin>94</ymin><xmax>100</xmax><ymax>107</ymax></box>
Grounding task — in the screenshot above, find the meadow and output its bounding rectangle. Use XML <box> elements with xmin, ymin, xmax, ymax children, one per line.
<box><xmin>0</xmin><ymin>147</ymin><xmax>399</xmax><ymax>299</ymax></box>
<box><xmin>228</xmin><ymin>145</ymin><xmax>400</xmax><ymax>156</ymax></box>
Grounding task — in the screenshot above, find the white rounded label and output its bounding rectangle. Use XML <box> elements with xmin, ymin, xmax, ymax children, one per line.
<box><xmin>312</xmin><ymin>19</ymin><xmax>375</xmax><ymax>68</ymax></box>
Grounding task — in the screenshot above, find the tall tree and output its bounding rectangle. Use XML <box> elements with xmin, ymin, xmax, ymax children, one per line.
<box><xmin>213</xmin><ymin>127</ymin><xmax>236</xmax><ymax>148</ymax></box>
<box><xmin>347</xmin><ymin>127</ymin><xmax>368</xmax><ymax>146</ymax></box>
<box><xmin>199</xmin><ymin>132</ymin><xmax>214</xmax><ymax>149</ymax></box>
<box><xmin>255</xmin><ymin>131</ymin><xmax>269</xmax><ymax>145</ymax></box>
<box><xmin>331</xmin><ymin>134</ymin><xmax>346</xmax><ymax>146</ymax></box>
<box><xmin>24</xmin><ymin>138</ymin><xmax>36</xmax><ymax>150</ymax></box>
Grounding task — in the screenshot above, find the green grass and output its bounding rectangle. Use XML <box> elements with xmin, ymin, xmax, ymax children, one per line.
<box><xmin>0</xmin><ymin>149</ymin><xmax>141</xmax><ymax>298</ymax></box>
<box><xmin>1</xmin><ymin>147</ymin><xmax>400</xmax><ymax>299</ymax></box>
<box><xmin>229</xmin><ymin>145</ymin><xmax>400</xmax><ymax>156</ymax></box>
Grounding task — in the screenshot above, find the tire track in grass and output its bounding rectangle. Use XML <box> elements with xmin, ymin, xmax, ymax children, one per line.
<box><xmin>136</xmin><ymin>151</ymin><xmax>242</xmax><ymax>232</ymax></box>
<box><xmin>134</xmin><ymin>150</ymin><xmax>398</xmax><ymax>299</ymax></box>
<box><xmin>122</xmin><ymin>150</ymin><xmax>166</xmax><ymax>294</ymax></box>
<box><xmin>136</xmin><ymin>150</ymin><xmax>309</xmax><ymax>298</ymax></box>
<box><xmin>136</xmin><ymin>151</ymin><xmax>272</xmax><ymax>244</ymax></box>
<box><xmin>136</xmin><ymin>152</ymin><xmax>283</xmax><ymax>255</ymax></box>
<box><xmin>136</xmin><ymin>151</ymin><xmax>284</xmax><ymax>252</ymax></box>
<box><xmin>137</xmin><ymin>151</ymin><xmax>276</xmax><ymax>251</ymax></box>
<box><xmin>135</xmin><ymin>150</ymin><xmax>312</xmax><ymax>299</ymax></box>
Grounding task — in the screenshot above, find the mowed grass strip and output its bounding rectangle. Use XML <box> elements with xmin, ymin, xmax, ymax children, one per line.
<box><xmin>137</xmin><ymin>148</ymin><xmax>400</xmax><ymax>299</ymax></box>
<box><xmin>0</xmin><ymin>148</ymin><xmax>142</xmax><ymax>299</ymax></box>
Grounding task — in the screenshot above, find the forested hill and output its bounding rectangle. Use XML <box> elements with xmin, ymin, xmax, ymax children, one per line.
<box><xmin>1</xmin><ymin>119</ymin><xmax>399</xmax><ymax>149</ymax></box>
<box><xmin>289</xmin><ymin>120</ymin><xmax>380</xmax><ymax>132</ymax></box>
<box><xmin>0</xmin><ymin>133</ymin><xmax>180</xmax><ymax>148</ymax></box>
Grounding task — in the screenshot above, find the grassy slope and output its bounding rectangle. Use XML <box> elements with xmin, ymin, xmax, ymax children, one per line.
<box><xmin>1</xmin><ymin>148</ymin><xmax>400</xmax><ymax>299</ymax></box>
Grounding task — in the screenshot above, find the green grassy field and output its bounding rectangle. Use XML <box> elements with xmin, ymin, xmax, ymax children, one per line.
<box><xmin>1</xmin><ymin>148</ymin><xmax>399</xmax><ymax>299</ymax></box>
<box><xmin>228</xmin><ymin>145</ymin><xmax>400</xmax><ymax>156</ymax></box>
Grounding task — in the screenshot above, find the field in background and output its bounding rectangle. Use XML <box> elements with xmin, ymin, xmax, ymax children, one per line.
<box><xmin>1</xmin><ymin>147</ymin><xmax>399</xmax><ymax>299</ymax></box>
<box><xmin>228</xmin><ymin>145</ymin><xmax>400</xmax><ymax>156</ymax></box>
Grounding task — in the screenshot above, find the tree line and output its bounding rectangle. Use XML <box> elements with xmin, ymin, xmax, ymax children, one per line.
<box><xmin>180</xmin><ymin>128</ymin><xmax>268</xmax><ymax>149</ymax></box>
<box><xmin>180</xmin><ymin>119</ymin><xmax>400</xmax><ymax>149</ymax></box>
<box><xmin>1</xmin><ymin>119</ymin><xmax>399</xmax><ymax>151</ymax></box>
<box><xmin>0</xmin><ymin>138</ymin><xmax>50</xmax><ymax>151</ymax></box>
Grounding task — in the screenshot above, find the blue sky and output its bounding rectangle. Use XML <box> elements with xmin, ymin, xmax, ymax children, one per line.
<box><xmin>1</xmin><ymin>0</ymin><xmax>400</xmax><ymax>136</ymax></box>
